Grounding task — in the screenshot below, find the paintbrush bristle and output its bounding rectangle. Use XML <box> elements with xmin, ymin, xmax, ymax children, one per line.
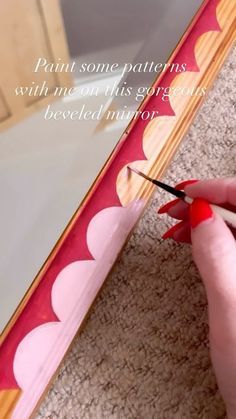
<box><xmin>127</xmin><ymin>166</ymin><xmax>186</xmax><ymax>199</ymax></box>
<box><xmin>128</xmin><ymin>167</ymin><xmax>153</xmax><ymax>182</ymax></box>
<box><xmin>127</xmin><ymin>166</ymin><xmax>140</xmax><ymax>175</ymax></box>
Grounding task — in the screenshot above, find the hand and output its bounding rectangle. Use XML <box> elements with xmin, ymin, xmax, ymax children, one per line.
<box><xmin>158</xmin><ymin>178</ymin><xmax>236</xmax><ymax>418</ymax></box>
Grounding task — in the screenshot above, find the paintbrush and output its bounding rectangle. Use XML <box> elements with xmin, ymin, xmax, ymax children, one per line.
<box><xmin>128</xmin><ymin>167</ymin><xmax>236</xmax><ymax>229</ymax></box>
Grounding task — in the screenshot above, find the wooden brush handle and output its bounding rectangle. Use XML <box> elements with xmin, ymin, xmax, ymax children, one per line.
<box><xmin>210</xmin><ymin>204</ymin><xmax>236</xmax><ymax>229</ymax></box>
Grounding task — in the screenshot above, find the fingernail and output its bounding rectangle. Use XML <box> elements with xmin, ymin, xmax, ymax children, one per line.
<box><xmin>158</xmin><ymin>198</ymin><xmax>180</xmax><ymax>214</ymax></box>
<box><xmin>175</xmin><ymin>179</ymin><xmax>198</xmax><ymax>190</ymax></box>
<box><xmin>162</xmin><ymin>220</ymin><xmax>185</xmax><ymax>239</ymax></box>
<box><xmin>190</xmin><ymin>198</ymin><xmax>213</xmax><ymax>228</ymax></box>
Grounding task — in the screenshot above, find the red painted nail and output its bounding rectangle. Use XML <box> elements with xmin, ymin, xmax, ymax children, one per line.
<box><xmin>175</xmin><ymin>179</ymin><xmax>198</xmax><ymax>190</ymax></box>
<box><xmin>190</xmin><ymin>198</ymin><xmax>213</xmax><ymax>228</ymax></box>
<box><xmin>158</xmin><ymin>198</ymin><xmax>180</xmax><ymax>214</ymax></box>
<box><xmin>162</xmin><ymin>220</ymin><xmax>185</xmax><ymax>239</ymax></box>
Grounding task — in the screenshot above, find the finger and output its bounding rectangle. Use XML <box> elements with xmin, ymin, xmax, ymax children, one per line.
<box><xmin>162</xmin><ymin>220</ymin><xmax>191</xmax><ymax>243</ymax></box>
<box><xmin>175</xmin><ymin>179</ymin><xmax>198</xmax><ymax>190</ymax></box>
<box><xmin>158</xmin><ymin>199</ymin><xmax>189</xmax><ymax>220</ymax></box>
<box><xmin>172</xmin><ymin>221</ymin><xmax>191</xmax><ymax>243</ymax></box>
<box><xmin>185</xmin><ymin>178</ymin><xmax>236</xmax><ymax>206</ymax></box>
<box><xmin>158</xmin><ymin>180</ymin><xmax>198</xmax><ymax>218</ymax></box>
<box><xmin>190</xmin><ymin>198</ymin><xmax>236</xmax><ymax>344</ymax></box>
<box><xmin>158</xmin><ymin>198</ymin><xmax>180</xmax><ymax>214</ymax></box>
<box><xmin>168</xmin><ymin>200</ymin><xmax>189</xmax><ymax>221</ymax></box>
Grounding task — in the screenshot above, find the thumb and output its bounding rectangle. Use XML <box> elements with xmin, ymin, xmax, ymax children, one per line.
<box><xmin>190</xmin><ymin>198</ymin><xmax>236</xmax><ymax>343</ymax></box>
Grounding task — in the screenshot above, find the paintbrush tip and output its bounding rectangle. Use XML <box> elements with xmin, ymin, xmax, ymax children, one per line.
<box><xmin>127</xmin><ymin>166</ymin><xmax>186</xmax><ymax>199</ymax></box>
<box><xmin>127</xmin><ymin>166</ymin><xmax>140</xmax><ymax>175</ymax></box>
<box><xmin>127</xmin><ymin>167</ymin><xmax>152</xmax><ymax>182</ymax></box>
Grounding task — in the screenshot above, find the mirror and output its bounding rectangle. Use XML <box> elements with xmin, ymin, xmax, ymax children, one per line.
<box><xmin>0</xmin><ymin>0</ymin><xmax>203</xmax><ymax>334</ymax></box>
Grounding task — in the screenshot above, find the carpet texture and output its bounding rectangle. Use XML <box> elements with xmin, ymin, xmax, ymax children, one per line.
<box><xmin>37</xmin><ymin>47</ymin><xmax>236</xmax><ymax>419</ymax></box>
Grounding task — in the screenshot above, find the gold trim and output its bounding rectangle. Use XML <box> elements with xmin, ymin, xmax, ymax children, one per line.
<box><xmin>0</xmin><ymin>390</ymin><xmax>21</xmax><ymax>419</ymax></box>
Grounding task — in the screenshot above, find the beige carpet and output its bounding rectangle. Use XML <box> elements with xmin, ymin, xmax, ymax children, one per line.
<box><xmin>37</xmin><ymin>47</ymin><xmax>236</xmax><ymax>419</ymax></box>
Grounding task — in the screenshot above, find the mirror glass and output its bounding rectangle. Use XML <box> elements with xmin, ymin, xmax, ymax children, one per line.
<box><xmin>0</xmin><ymin>0</ymin><xmax>202</xmax><ymax>333</ymax></box>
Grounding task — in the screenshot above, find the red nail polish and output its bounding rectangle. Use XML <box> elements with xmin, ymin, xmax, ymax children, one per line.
<box><xmin>190</xmin><ymin>198</ymin><xmax>213</xmax><ymax>228</ymax></box>
<box><xmin>162</xmin><ymin>220</ymin><xmax>185</xmax><ymax>239</ymax></box>
<box><xmin>158</xmin><ymin>198</ymin><xmax>180</xmax><ymax>214</ymax></box>
<box><xmin>175</xmin><ymin>179</ymin><xmax>198</xmax><ymax>190</ymax></box>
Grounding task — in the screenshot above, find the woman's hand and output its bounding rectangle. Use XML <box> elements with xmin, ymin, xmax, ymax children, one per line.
<box><xmin>158</xmin><ymin>178</ymin><xmax>236</xmax><ymax>418</ymax></box>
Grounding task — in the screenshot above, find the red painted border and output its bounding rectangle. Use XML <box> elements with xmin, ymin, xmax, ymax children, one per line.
<box><xmin>0</xmin><ymin>0</ymin><xmax>220</xmax><ymax>391</ymax></box>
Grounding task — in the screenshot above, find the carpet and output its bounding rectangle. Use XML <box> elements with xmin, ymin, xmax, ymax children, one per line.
<box><xmin>37</xmin><ymin>46</ymin><xmax>236</xmax><ymax>419</ymax></box>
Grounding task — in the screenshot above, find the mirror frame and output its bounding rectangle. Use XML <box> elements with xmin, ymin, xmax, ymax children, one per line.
<box><xmin>1</xmin><ymin>0</ymin><xmax>235</xmax><ymax>416</ymax></box>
